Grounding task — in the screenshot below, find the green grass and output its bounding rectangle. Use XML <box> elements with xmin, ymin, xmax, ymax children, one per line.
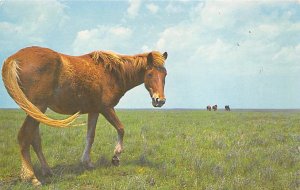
<box><xmin>0</xmin><ymin>109</ymin><xmax>299</xmax><ymax>189</ymax></box>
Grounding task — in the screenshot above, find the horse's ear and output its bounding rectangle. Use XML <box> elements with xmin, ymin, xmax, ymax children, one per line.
<box><xmin>147</xmin><ymin>52</ymin><xmax>154</xmax><ymax>66</ymax></box>
<box><xmin>163</xmin><ymin>52</ymin><xmax>168</xmax><ymax>60</ymax></box>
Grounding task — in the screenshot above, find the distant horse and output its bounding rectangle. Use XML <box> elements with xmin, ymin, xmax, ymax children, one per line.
<box><xmin>2</xmin><ymin>46</ymin><xmax>168</xmax><ymax>186</ymax></box>
<box><xmin>212</xmin><ymin>105</ymin><xmax>218</xmax><ymax>111</ymax></box>
<box><xmin>225</xmin><ymin>105</ymin><xmax>231</xmax><ymax>111</ymax></box>
<box><xmin>206</xmin><ymin>105</ymin><xmax>211</xmax><ymax>111</ymax></box>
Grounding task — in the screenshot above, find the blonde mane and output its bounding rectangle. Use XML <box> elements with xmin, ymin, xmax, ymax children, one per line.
<box><xmin>147</xmin><ymin>51</ymin><xmax>166</xmax><ymax>67</ymax></box>
<box><xmin>92</xmin><ymin>51</ymin><xmax>125</xmax><ymax>76</ymax></box>
<box><xmin>91</xmin><ymin>51</ymin><xmax>166</xmax><ymax>80</ymax></box>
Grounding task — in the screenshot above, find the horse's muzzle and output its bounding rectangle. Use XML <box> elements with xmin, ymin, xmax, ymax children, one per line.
<box><xmin>152</xmin><ymin>97</ymin><xmax>166</xmax><ymax>107</ymax></box>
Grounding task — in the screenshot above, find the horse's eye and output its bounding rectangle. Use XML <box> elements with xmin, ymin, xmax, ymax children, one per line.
<box><xmin>147</xmin><ymin>73</ymin><xmax>153</xmax><ymax>78</ymax></box>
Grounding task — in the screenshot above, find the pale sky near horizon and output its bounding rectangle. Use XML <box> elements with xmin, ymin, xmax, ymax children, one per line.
<box><xmin>0</xmin><ymin>0</ymin><xmax>300</xmax><ymax>109</ymax></box>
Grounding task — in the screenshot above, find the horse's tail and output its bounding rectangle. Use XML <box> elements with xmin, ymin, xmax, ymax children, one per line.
<box><xmin>1</xmin><ymin>59</ymin><xmax>80</xmax><ymax>128</ymax></box>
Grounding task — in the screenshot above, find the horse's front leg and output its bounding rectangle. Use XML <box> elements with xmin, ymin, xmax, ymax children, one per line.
<box><xmin>102</xmin><ymin>108</ymin><xmax>124</xmax><ymax>166</ymax></box>
<box><xmin>81</xmin><ymin>113</ymin><xmax>99</xmax><ymax>168</ymax></box>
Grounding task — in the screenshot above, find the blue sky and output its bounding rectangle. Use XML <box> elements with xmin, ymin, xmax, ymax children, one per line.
<box><xmin>1</xmin><ymin>0</ymin><xmax>300</xmax><ymax>109</ymax></box>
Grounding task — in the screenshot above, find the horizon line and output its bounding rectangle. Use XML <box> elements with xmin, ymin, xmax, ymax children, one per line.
<box><xmin>1</xmin><ymin>108</ymin><xmax>300</xmax><ymax>111</ymax></box>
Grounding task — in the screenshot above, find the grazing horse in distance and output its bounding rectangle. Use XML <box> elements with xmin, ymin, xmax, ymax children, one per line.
<box><xmin>225</xmin><ymin>105</ymin><xmax>231</xmax><ymax>111</ymax></box>
<box><xmin>2</xmin><ymin>46</ymin><xmax>168</xmax><ymax>186</ymax></box>
<box><xmin>212</xmin><ymin>105</ymin><xmax>218</xmax><ymax>111</ymax></box>
<box><xmin>207</xmin><ymin>105</ymin><xmax>211</xmax><ymax>111</ymax></box>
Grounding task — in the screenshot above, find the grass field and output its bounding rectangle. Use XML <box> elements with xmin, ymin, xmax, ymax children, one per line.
<box><xmin>0</xmin><ymin>109</ymin><xmax>299</xmax><ymax>189</ymax></box>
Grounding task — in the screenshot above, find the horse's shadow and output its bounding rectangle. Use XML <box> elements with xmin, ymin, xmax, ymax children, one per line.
<box><xmin>36</xmin><ymin>154</ymin><xmax>162</xmax><ymax>185</ymax></box>
<box><xmin>124</xmin><ymin>154</ymin><xmax>162</xmax><ymax>169</ymax></box>
<box><xmin>34</xmin><ymin>155</ymin><xmax>111</xmax><ymax>184</ymax></box>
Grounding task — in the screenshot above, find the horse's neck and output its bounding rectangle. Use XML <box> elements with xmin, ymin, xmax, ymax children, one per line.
<box><xmin>123</xmin><ymin>69</ymin><xmax>145</xmax><ymax>92</ymax></box>
<box><xmin>122</xmin><ymin>60</ymin><xmax>146</xmax><ymax>92</ymax></box>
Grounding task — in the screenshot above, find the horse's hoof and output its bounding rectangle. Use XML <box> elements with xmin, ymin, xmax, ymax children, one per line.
<box><xmin>112</xmin><ymin>156</ymin><xmax>120</xmax><ymax>166</ymax></box>
<box><xmin>32</xmin><ymin>178</ymin><xmax>42</xmax><ymax>186</ymax></box>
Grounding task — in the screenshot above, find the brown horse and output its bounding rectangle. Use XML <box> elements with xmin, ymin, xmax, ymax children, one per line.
<box><xmin>225</xmin><ymin>105</ymin><xmax>231</xmax><ymax>111</ymax></box>
<box><xmin>206</xmin><ymin>105</ymin><xmax>211</xmax><ymax>111</ymax></box>
<box><xmin>212</xmin><ymin>105</ymin><xmax>218</xmax><ymax>111</ymax></box>
<box><xmin>2</xmin><ymin>46</ymin><xmax>168</xmax><ymax>185</ymax></box>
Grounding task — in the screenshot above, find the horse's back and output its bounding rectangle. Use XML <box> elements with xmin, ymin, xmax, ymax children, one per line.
<box><xmin>8</xmin><ymin>46</ymin><xmax>61</xmax><ymax>73</ymax></box>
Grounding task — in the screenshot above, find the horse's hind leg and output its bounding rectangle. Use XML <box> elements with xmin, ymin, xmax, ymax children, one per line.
<box><xmin>32</xmin><ymin>126</ymin><xmax>53</xmax><ymax>177</ymax></box>
<box><xmin>18</xmin><ymin>116</ymin><xmax>42</xmax><ymax>186</ymax></box>
<box><xmin>81</xmin><ymin>113</ymin><xmax>99</xmax><ymax>168</ymax></box>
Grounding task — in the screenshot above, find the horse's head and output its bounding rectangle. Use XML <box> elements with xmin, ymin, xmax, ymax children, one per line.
<box><xmin>144</xmin><ymin>51</ymin><xmax>168</xmax><ymax>107</ymax></box>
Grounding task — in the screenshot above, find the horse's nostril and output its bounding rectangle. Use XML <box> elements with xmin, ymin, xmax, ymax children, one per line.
<box><xmin>155</xmin><ymin>98</ymin><xmax>159</xmax><ymax>102</ymax></box>
<box><xmin>159</xmin><ymin>99</ymin><xmax>166</xmax><ymax>105</ymax></box>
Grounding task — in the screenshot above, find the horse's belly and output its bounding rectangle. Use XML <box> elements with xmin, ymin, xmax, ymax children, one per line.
<box><xmin>48</xmin><ymin>86</ymin><xmax>102</xmax><ymax>114</ymax></box>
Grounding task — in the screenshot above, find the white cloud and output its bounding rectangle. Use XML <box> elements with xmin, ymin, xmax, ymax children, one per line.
<box><xmin>0</xmin><ymin>0</ymin><xmax>68</xmax><ymax>52</ymax></box>
<box><xmin>146</xmin><ymin>3</ymin><xmax>159</xmax><ymax>14</ymax></box>
<box><xmin>151</xmin><ymin>1</ymin><xmax>300</xmax><ymax>108</ymax></box>
<box><xmin>127</xmin><ymin>0</ymin><xmax>141</xmax><ymax>18</ymax></box>
<box><xmin>156</xmin><ymin>24</ymin><xmax>198</xmax><ymax>53</ymax></box>
<box><xmin>1</xmin><ymin>1</ymin><xmax>68</xmax><ymax>33</ymax></box>
<box><xmin>141</xmin><ymin>45</ymin><xmax>150</xmax><ymax>52</ymax></box>
<box><xmin>72</xmin><ymin>26</ymin><xmax>132</xmax><ymax>54</ymax></box>
<box><xmin>156</xmin><ymin>1</ymin><xmax>300</xmax><ymax>77</ymax></box>
<box><xmin>165</xmin><ymin>3</ymin><xmax>183</xmax><ymax>14</ymax></box>
<box><xmin>272</xmin><ymin>44</ymin><xmax>300</xmax><ymax>67</ymax></box>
